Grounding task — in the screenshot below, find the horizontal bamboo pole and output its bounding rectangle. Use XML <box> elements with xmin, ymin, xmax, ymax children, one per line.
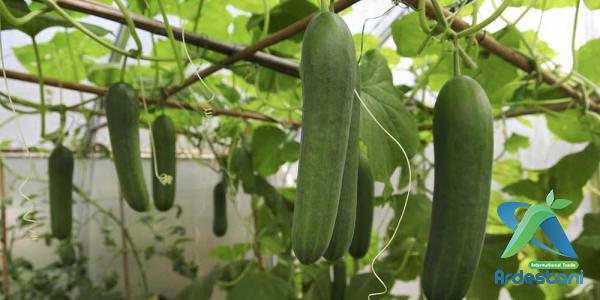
<box><xmin>402</xmin><ymin>0</ymin><xmax>597</xmax><ymax>110</ymax></box>
<box><xmin>163</xmin><ymin>0</ymin><xmax>360</xmax><ymax>98</ymax></box>
<box><xmin>0</xmin><ymin>68</ymin><xmax>299</xmax><ymax>127</ymax></box>
<box><xmin>36</xmin><ymin>0</ymin><xmax>300</xmax><ymax>77</ymax></box>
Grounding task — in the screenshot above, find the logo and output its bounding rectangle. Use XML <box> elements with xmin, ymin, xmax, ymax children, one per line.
<box><xmin>497</xmin><ymin>190</ymin><xmax>577</xmax><ymax>259</ymax></box>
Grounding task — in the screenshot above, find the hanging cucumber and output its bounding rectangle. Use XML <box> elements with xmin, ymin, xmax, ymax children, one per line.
<box><xmin>349</xmin><ymin>153</ymin><xmax>374</xmax><ymax>259</ymax></box>
<box><xmin>324</xmin><ymin>67</ymin><xmax>360</xmax><ymax>261</ymax></box>
<box><xmin>331</xmin><ymin>259</ymin><xmax>346</xmax><ymax>300</ymax></box>
<box><xmin>292</xmin><ymin>11</ymin><xmax>357</xmax><ymax>265</ymax></box>
<box><xmin>421</xmin><ymin>75</ymin><xmax>493</xmax><ymax>300</ymax></box>
<box><xmin>151</xmin><ymin>114</ymin><xmax>176</xmax><ymax>211</ymax></box>
<box><xmin>213</xmin><ymin>181</ymin><xmax>227</xmax><ymax>237</ymax></box>
<box><xmin>48</xmin><ymin>144</ymin><xmax>74</xmax><ymax>240</ymax></box>
<box><xmin>105</xmin><ymin>82</ymin><xmax>149</xmax><ymax>212</ymax></box>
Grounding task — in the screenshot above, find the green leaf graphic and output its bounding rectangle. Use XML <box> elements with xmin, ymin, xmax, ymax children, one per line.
<box><xmin>545</xmin><ymin>190</ymin><xmax>555</xmax><ymax>206</ymax></box>
<box><xmin>550</xmin><ymin>199</ymin><xmax>573</xmax><ymax>209</ymax></box>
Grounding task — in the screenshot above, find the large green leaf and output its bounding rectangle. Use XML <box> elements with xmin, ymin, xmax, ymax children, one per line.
<box><xmin>577</xmin><ymin>38</ymin><xmax>600</xmax><ymax>83</ymax></box>
<box><xmin>227</xmin><ymin>273</ymin><xmax>295</xmax><ymax>300</ymax></box>
<box><xmin>573</xmin><ymin>213</ymin><xmax>600</xmax><ymax>280</ymax></box>
<box><xmin>546</xmin><ymin>110</ymin><xmax>600</xmax><ymax>143</ymax></box>
<box><xmin>467</xmin><ymin>235</ymin><xmax>519</xmax><ymax>299</ymax></box>
<box><xmin>358</xmin><ymin>50</ymin><xmax>419</xmax><ymax>189</ymax></box>
<box><xmin>391</xmin><ymin>12</ymin><xmax>437</xmax><ymax>57</ymax></box>
<box><xmin>14</xmin><ymin>30</ymin><xmax>110</xmax><ymax>82</ymax></box>
<box><xmin>381</xmin><ymin>194</ymin><xmax>431</xmax><ymax>281</ymax></box>
<box><xmin>251</xmin><ymin>125</ymin><xmax>287</xmax><ymax>176</ymax></box>
<box><xmin>173</xmin><ymin>269</ymin><xmax>218</xmax><ymax>300</ymax></box>
<box><xmin>509</xmin><ymin>0</ymin><xmax>576</xmax><ymax>10</ymax></box>
<box><xmin>0</xmin><ymin>0</ymin><xmax>109</xmax><ymax>36</ymax></box>
<box><xmin>503</xmin><ymin>141</ymin><xmax>600</xmax><ymax>215</ymax></box>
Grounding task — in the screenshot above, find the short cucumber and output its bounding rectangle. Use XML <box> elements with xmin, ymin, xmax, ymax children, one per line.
<box><xmin>292</xmin><ymin>11</ymin><xmax>357</xmax><ymax>265</ymax></box>
<box><xmin>151</xmin><ymin>114</ymin><xmax>177</xmax><ymax>211</ymax></box>
<box><xmin>213</xmin><ymin>181</ymin><xmax>227</xmax><ymax>237</ymax></box>
<box><xmin>48</xmin><ymin>144</ymin><xmax>74</xmax><ymax>240</ymax></box>
<box><xmin>349</xmin><ymin>153</ymin><xmax>374</xmax><ymax>259</ymax></box>
<box><xmin>421</xmin><ymin>75</ymin><xmax>493</xmax><ymax>300</ymax></box>
<box><xmin>324</xmin><ymin>67</ymin><xmax>360</xmax><ymax>261</ymax></box>
<box><xmin>105</xmin><ymin>82</ymin><xmax>149</xmax><ymax>212</ymax></box>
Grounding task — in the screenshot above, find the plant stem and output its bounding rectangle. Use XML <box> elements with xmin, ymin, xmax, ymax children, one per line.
<box><xmin>0</xmin><ymin>162</ymin><xmax>9</xmax><ymax>297</ymax></box>
<box><xmin>453</xmin><ymin>39</ymin><xmax>461</xmax><ymax>77</ymax></box>
<box><xmin>456</xmin><ymin>0</ymin><xmax>511</xmax><ymax>38</ymax></box>
<box><xmin>119</xmin><ymin>192</ymin><xmax>131</xmax><ymax>300</ymax></box>
<box><xmin>417</xmin><ymin>0</ymin><xmax>432</xmax><ymax>34</ymax></box>
<box><xmin>113</xmin><ymin>0</ymin><xmax>142</xmax><ymax>54</ymax></box>
<box><xmin>31</xmin><ymin>37</ymin><xmax>46</xmax><ymax>138</ymax></box>
<box><xmin>0</xmin><ymin>1</ymin><xmax>49</xmax><ymax>26</ymax></box>
<box><xmin>72</xmin><ymin>185</ymin><xmax>149</xmax><ymax>296</ymax></box>
<box><xmin>321</xmin><ymin>0</ymin><xmax>330</xmax><ymax>12</ymax></box>
<box><xmin>156</xmin><ymin>0</ymin><xmax>185</xmax><ymax>82</ymax></box>
<box><xmin>251</xmin><ymin>196</ymin><xmax>264</xmax><ymax>271</ymax></box>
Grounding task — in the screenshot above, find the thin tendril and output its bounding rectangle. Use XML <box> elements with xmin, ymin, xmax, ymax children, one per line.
<box><xmin>0</xmin><ymin>16</ymin><xmax>38</xmax><ymax>240</ymax></box>
<box><xmin>180</xmin><ymin>19</ymin><xmax>216</xmax><ymax>118</ymax></box>
<box><xmin>135</xmin><ymin>57</ymin><xmax>172</xmax><ymax>186</ymax></box>
<box><xmin>355</xmin><ymin>89</ymin><xmax>412</xmax><ymax>299</ymax></box>
<box><xmin>358</xmin><ymin>4</ymin><xmax>398</xmax><ymax>65</ymax></box>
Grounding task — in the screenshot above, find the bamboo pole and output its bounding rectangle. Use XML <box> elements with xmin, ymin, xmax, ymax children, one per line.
<box><xmin>0</xmin><ymin>68</ymin><xmax>299</xmax><ymax>127</ymax></box>
<box><xmin>401</xmin><ymin>0</ymin><xmax>597</xmax><ymax>109</ymax></box>
<box><xmin>162</xmin><ymin>0</ymin><xmax>361</xmax><ymax>98</ymax></box>
<box><xmin>35</xmin><ymin>0</ymin><xmax>300</xmax><ymax>77</ymax></box>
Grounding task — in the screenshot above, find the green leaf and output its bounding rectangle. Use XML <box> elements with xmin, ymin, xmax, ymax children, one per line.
<box><xmin>174</xmin><ymin>270</ymin><xmax>217</xmax><ymax>300</ymax></box>
<box><xmin>493</xmin><ymin>159</ymin><xmax>524</xmax><ymax>186</ymax></box>
<box><xmin>546</xmin><ymin>110</ymin><xmax>597</xmax><ymax>143</ymax></box>
<box><xmin>227</xmin><ymin>273</ymin><xmax>295</xmax><ymax>300</ymax></box>
<box><xmin>573</xmin><ymin>213</ymin><xmax>600</xmax><ymax>280</ymax></box>
<box><xmin>0</xmin><ymin>0</ymin><xmax>110</xmax><ymax>36</ymax></box>
<box><xmin>503</xmin><ymin>179</ymin><xmax>548</xmax><ymax>202</ymax></box>
<box><xmin>546</xmin><ymin>141</ymin><xmax>600</xmax><ymax>215</ymax></box>
<box><xmin>467</xmin><ymin>235</ymin><xmax>519</xmax><ymax>299</ymax></box>
<box><xmin>546</xmin><ymin>189</ymin><xmax>555</xmax><ymax>206</ymax></box>
<box><xmin>358</xmin><ymin>50</ymin><xmax>419</xmax><ymax>188</ymax></box>
<box><xmin>14</xmin><ymin>31</ymin><xmax>110</xmax><ymax>82</ymax></box>
<box><xmin>251</xmin><ymin>125</ymin><xmax>287</xmax><ymax>176</ymax></box>
<box><xmin>379</xmin><ymin>194</ymin><xmax>431</xmax><ymax>281</ymax></box>
<box><xmin>231</xmin><ymin>0</ymin><xmax>279</xmax><ymax>13</ymax></box>
<box><xmin>504</xmin><ymin>133</ymin><xmax>530</xmax><ymax>153</ymax></box>
<box><xmin>509</xmin><ymin>0</ymin><xmax>576</xmax><ymax>10</ymax></box>
<box><xmin>487</xmin><ymin>191</ymin><xmax>514</xmax><ymax>234</ymax></box>
<box><xmin>577</xmin><ymin>38</ymin><xmax>600</xmax><ymax>83</ymax></box>
<box><xmin>509</xmin><ymin>284</ymin><xmax>545</xmax><ymax>300</ymax></box>
<box><xmin>346</xmin><ymin>273</ymin><xmax>384</xmax><ymax>300</ymax></box>
<box><xmin>209</xmin><ymin>243</ymin><xmax>251</xmax><ymax>262</ymax></box>
<box><xmin>585</xmin><ymin>0</ymin><xmax>600</xmax><ymax>9</ymax></box>
<box><xmin>302</xmin><ymin>264</ymin><xmax>330</xmax><ymax>300</ymax></box>
<box><xmin>550</xmin><ymin>198</ymin><xmax>572</xmax><ymax>209</ymax></box>
<box><xmin>504</xmin><ymin>141</ymin><xmax>600</xmax><ymax>215</ymax></box>
<box><xmin>391</xmin><ymin>12</ymin><xmax>436</xmax><ymax>57</ymax></box>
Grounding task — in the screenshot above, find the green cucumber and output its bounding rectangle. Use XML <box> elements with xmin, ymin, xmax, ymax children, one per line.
<box><xmin>213</xmin><ymin>181</ymin><xmax>227</xmax><ymax>237</ymax></box>
<box><xmin>58</xmin><ymin>242</ymin><xmax>76</xmax><ymax>266</ymax></box>
<box><xmin>151</xmin><ymin>114</ymin><xmax>176</xmax><ymax>211</ymax></box>
<box><xmin>349</xmin><ymin>153</ymin><xmax>374</xmax><ymax>259</ymax></box>
<box><xmin>105</xmin><ymin>82</ymin><xmax>149</xmax><ymax>212</ymax></box>
<box><xmin>48</xmin><ymin>144</ymin><xmax>74</xmax><ymax>240</ymax></box>
<box><xmin>421</xmin><ymin>75</ymin><xmax>493</xmax><ymax>300</ymax></box>
<box><xmin>324</xmin><ymin>67</ymin><xmax>360</xmax><ymax>261</ymax></box>
<box><xmin>292</xmin><ymin>11</ymin><xmax>357</xmax><ymax>265</ymax></box>
<box><xmin>331</xmin><ymin>260</ymin><xmax>346</xmax><ymax>300</ymax></box>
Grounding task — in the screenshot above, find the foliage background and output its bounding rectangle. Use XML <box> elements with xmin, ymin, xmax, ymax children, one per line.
<box><xmin>0</xmin><ymin>0</ymin><xmax>600</xmax><ymax>299</ymax></box>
